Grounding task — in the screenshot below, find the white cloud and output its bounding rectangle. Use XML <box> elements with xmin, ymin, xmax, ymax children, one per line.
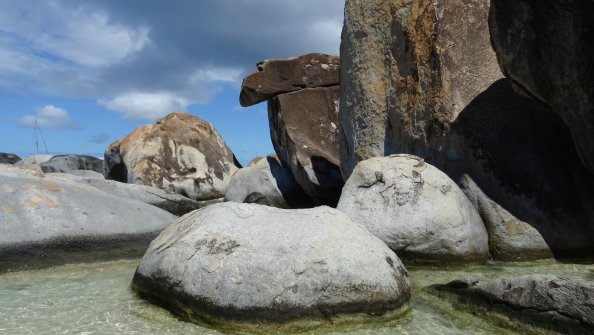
<box><xmin>19</xmin><ymin>105</ymin><xmax>78</xmax><ymax>130</ymax></box>
<box><xmin>99</xmin><ymin>92</ymin><xmax>189</xmax><ymax>121</ymax></box>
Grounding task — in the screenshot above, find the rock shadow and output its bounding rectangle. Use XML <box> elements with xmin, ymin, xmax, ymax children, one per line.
<box><xmin>450</xmin><ymin>79</ymin><xmax>594</xmax><ymax>258</ymax></box>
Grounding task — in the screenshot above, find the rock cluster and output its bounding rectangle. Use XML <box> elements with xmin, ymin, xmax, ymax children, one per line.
<box><xmin>240</xmin><ymin>53</ymin><xmax>343</xmax><ymax>206</ymax></box>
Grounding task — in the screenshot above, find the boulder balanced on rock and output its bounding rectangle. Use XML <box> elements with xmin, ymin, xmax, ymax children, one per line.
<box><xmin>132</xmin><ymin>202</ymin><xmax>410</xmax><ymax>331</ymax></box>
<box><xmin>104</xmin><ymin>112</ymin><xmax>240</xmax><ymax>201</ymax></box>
<box><xmin>240</xmin><ymin>53</ymin><xmax>343</xmax><ymax>206</ymax></box>
<box><xmin>337</xmin><ymin>155</ymin><xmax>489</xmax><ymax>264</ymax></box>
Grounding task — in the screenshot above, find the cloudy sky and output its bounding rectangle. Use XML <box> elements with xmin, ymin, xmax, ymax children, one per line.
<box><xmin>0</xmin><ymin>0</ymin><xmax>344</xmax><ymax>163</ymax></box>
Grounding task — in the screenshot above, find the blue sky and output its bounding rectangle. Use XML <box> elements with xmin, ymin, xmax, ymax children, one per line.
<box><xmin>0</xmin><ymin>0</ymin><xmax>344</xmax><ymax>164</ymax></box>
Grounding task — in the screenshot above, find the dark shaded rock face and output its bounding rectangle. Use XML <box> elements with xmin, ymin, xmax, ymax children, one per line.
<box><xmin>269</xmin><ymin>86</ymin><xmax>343</xmax><ymax>206</ymax></box>
<box><xmin>450</xmin><ymin>79</ymin><xmax>594</xmax><ymax>259</ymax></box>
<box><xmin>431</xmin><ymin>275</ymin><xmax>594</xmax><ymax>335</ymax></box>
<box><xmin>104</xmin><ymin>112</ymin><xmax>240</xmax><ymax>201</ymax></box>
<box><xmin>489</xmin><ymin>0</ymin><xmax>594</xmax><ymax>175</ymax></box>
<box><xmin>40</xmin><ymin>155</ymin><xmax>104</xmax><ymax>174</ymax></box>
<box><xmin>132</xmin><ymin>203</ymin><xmax>410</xmax><ymax>331</ymax></box>
<box><xmin>339</xmin><ymin>0</ymin><xmax>594</xmax><ymax>259</ymax></box>
<box><xmin>225</xmin><ymin>155</ymin><xmax>314</xmax><ymax>209</ymax></box>
<box><xmin>240</xmin><ymin>53</ymin><xmax>339</xmax><ymax>107</ymax></box>
<box><xmin>0</xmin><ymin>153</ymin><xmax>21</xmax><ymax>165</ymax></box>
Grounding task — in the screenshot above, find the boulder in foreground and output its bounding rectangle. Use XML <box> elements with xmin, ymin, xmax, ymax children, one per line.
<box><xmin>132</xmin><ymin>202</ymin><xmax>410</xmax><ymax>331</ymax></box>
<box><xmin>337</xmin><ymin>155</ymin><xmax>488</xmax><ymax>264</ymax></box>
<box><xmin>430</xmin><ymin>275</ymin><xmax>594</xmax><ymax>335</ymax></box>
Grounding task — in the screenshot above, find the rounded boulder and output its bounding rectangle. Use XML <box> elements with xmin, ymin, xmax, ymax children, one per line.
<box><xmin>337</xmin><ymin>154</ymin><xmax>489</xmax><ymax>264</ymax></box>
<box><xmin>132</xmin><ymin>202</ymin><xmax>410</xmax><ymax>330</ymax></box>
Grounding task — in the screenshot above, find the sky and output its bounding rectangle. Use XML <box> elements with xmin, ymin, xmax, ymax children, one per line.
<box><xmin>0</xmin><ymin>0</ymin><xmax>344</xmax><ymax>165</ymax></box>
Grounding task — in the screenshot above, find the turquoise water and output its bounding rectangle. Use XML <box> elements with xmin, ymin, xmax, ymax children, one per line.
<box><xmin>0</xmin><ymin>259</ymin><xmax>592</xmax><ymax>334</ymax></box>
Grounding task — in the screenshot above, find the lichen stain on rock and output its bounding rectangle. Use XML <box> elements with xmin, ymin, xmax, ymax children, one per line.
<box><xmin>42</xmin><ymin>181</ymin><xmax>62</xmax><ymax>192</ymax></box>
<box><xmin>1</xmin><ymin>206</ymin><xmax>15</xmax><ymax>214</ymax></box>
<box><xmin>22</xmin><ymin>192</ymin><xmax>58</xmax><ymax>209</ymax></box>
<box><xmin>379</xmin><ymin>168</ymin><xmax>424</xmax><ymax>206</ymax></box>
<box><xmin>195</xmin><ymin>238</ymin><xmax>240</xmax><ymax>255</ymax></box>
<box><xmin>1</xmin><ymin>184</ymin><xmax>14</xmax><ymax>193</ymax></box>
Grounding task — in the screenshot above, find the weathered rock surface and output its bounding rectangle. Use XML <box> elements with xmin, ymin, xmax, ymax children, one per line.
<box><xmin>104</xmin><ymin>112</ymin><xmax>240</xmax><ymax>201</ymax></box>
<box><xmin>431</xmin><ymin>275</ymin><xmax>594</xmax><ymax>335</ymax></box>
<box><xmin>339</xmin><ymin>0</ymin><xmax>594</xmax><ymax>259</ymax></box>
<box><xmin>460</xmin><ymin>175</ymin><xmax>552</xmax><ymax>260</ymax></box>
<box><xmin>269</xmin><ymin>86</ymin><xmax>343</xmax><ymax>206</ymax></box>
<box><xmin>489</xmin><ymin>0</ymin><xmax>594</xmax><ymax>175</ymax></box>
<box><xmin>340</xmin><ymin>0</ymin><xmax>502</xmax><ymax>178</ymax></box>
<box><xmin>132</xmin><ymin>202</ymin><xmax>410</xmax><ymax>330</ymax></box>
<box><xmin>337</xmin><ymin>155</ymin><xmax>488</xmax><ymax>264</ymax></box>
<box><xmin>14</xmin><ymin>155</ymin><xmax>53</xmax><ymax>172</ymax></box>
<box><xmin>48</xmin><ymin>172</ymin><xmax>216</xmax><ymax>216</ymax></box>
<box><xmin>40</xmin><ymin>154</ymin><xmax>104</xmax><ymax>174</ymax></box>
<box><xmin>225</xmin><ymin>155</ymin><xmax>313</xmax><ymax>208</ymax></box>
<box><xmin>0</xmin><ymin>165</ymin><xmax>176</xmax><ymax>270</ymax></box>
<box><xmin>240</xmin><ymin>53</ymin><xmax>339</xmax><ymax>107</ymax></box>
<box><xmin>0</xmin><ymin>153</ymin><xmax>21</xmax><ymax>165</ymax></box>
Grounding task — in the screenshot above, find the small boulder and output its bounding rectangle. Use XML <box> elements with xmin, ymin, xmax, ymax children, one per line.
<box><xmin>104</xmin><ymin>112</ymin><xmax>240</xmax><ymax>201</ymax></box>
<box><xmin>0</xmin><ymin>153</ymin><xmax>21</xmax><ymax>165</ymax></box>
<box><xmin>40</xmin><ymin>154</ymin><xmax>104</xmax><ymax>174</ymax></box>
<box><xmin>132</xmin><ymin>202</ymin><xmax>410</xmax><ymax>330</ymax></box>
<box><xmin>431</xmin><ymin>275</ymin><xmax>594</xmax><ymax>334</ymax></box>
<box><xmin>269</xmin><ymin>86</ymin><xmax>343</xmax><ymax>206</ymax></box>
<box><xmin>225</xmin><ymin>155</ymin><xmax>314</xmax><ymax>208</ymax></box>
<box><xmin>14</xmin><ymin>155</ymin><xmax>53</xmax><ymax>172</ymax></box>
<box><xmin>337</xmin><ymin>155</ymin><xmax>488</xmax><ymax>264</ymax></box>
<box><xmin>240</xmin><ymin>53</ymin><xmax>339</xmax><ymax>107</ymax></box>
<box><xmin>460</xmin><ymin>175</ymin><xmax>553</xmax><ymax>260</ymax></box>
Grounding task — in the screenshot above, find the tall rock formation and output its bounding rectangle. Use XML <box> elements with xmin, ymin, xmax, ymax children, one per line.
<box><xmin>340</xmin><ymin>0</ymin><xmax>502</xmax><ymax>178</ymax></box>
<box><xmin>339</xmin><ymin>0</ymin><xmax>594</xmax><ymax>259</ymax></box>
<box><xmin>240</xmin><ymin>53</ymin><xmax>343</xmax><ymax>206</ymax></box>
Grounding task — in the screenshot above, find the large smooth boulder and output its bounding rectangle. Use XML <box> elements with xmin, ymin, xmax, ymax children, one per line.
<box><xmin>132</xmin><ymin>202</ymin><xmax>410</xmax><ymax>330</ymax></box>
<box><xmin>240</xmin><ymin>53</ymin><xmax>339</xmax><ymax>107</ymax></box>
<box><xmin>0</xmin><ymin>165</ymin><xmax>176</xmax><ymax>270</ymax></box>
<box><xmin>337</xmin><ymin>155</ymin><xmax>488</xmax><ymax>264</ymax></box>
<box><xmin>431</xmin><ymin>275</ymin><xmax>594</xmax><ymax>334</ymax></box>
<box><xmin>0</xmin><ymin>153</ymin><xmax>21</xmax><ymax>165</ymax></box>
<box><xmin>340</xmin><ymin>0</ymin><xmax>502</xmax><ymax>179</ymax></box>
<box><xmin>489</xmin><ymin>0</ymin><xmax>594</xmax><ymax>175</ymax></box>
<box><xmin>40</xmin><ymin>154</ymin><xmax>103</xmax><ymax>174</ymax></box>
<box><xmin>225</xmin><ymin>155</ymin><xmax>313</xmax><ymax>208</ymax></box>
<box><xmin>104</xmin><ymin>112</ymin><xmax>240</xmax><ymax>201</ymax></box>
<box><xmin>48</xmin><ymin>173</ymin><xmax>216</xmax><ymax>216</ymax></box>
<box><xmin>269</xmin><ymin>86</ymin><xmax>343</xmax><ymax>206</ymax></box>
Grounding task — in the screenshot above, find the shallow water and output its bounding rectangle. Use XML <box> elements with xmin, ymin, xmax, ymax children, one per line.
<box><xmin>0</xmin><ymin>259</ymin><xmax>592</xmax><ymax>335</ymax></box>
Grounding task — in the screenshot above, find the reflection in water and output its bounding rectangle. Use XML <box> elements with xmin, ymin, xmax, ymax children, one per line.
<box><xmin>0</xmin><ymin>259</ymin><xmax>592</xmax><ymax>335</ymax></box>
